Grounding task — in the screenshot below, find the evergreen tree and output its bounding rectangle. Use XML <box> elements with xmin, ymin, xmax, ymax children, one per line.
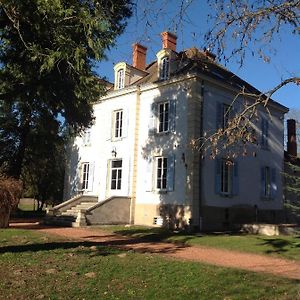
<box><xmin>0</xmin><ymin>0</ymin><xmax>132</xmax><ymax>178</ymax></box>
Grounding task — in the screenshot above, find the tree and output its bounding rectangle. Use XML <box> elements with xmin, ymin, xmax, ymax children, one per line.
<box><xmin>0</xmin><ymin>175</ymin><xmax>22</xmax><ymax>228</ymax></box>
<box><xmin>21</xmin><ymin>112</ymin><xmax>67</xmax><ymax>210</ymax></box>
<box><xmin>0</xmin><ymin>0</ymin><xmax>132</xmax><ymax>178</ymax></box>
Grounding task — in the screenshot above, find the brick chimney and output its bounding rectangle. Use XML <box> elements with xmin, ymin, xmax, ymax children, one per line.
<box><xmin>287</xmin><ymin>119</ymin><xmax>297</xmax><ymax>156</ymax></box>
<box><xmin>161</xmin><ymin>31</ymin><xmax>177</xmax><ymax>52</ymax></box>
<box><xmin>132</xmin><ymin>43</ymin><xmax>147</xmax><ymax>70</ymax></box>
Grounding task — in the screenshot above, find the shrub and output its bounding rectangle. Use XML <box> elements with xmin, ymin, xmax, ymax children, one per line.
<box><xmin>0</xmin><ymin>175</ymin><xmax>23</xmax><ymax>228</ymax></box>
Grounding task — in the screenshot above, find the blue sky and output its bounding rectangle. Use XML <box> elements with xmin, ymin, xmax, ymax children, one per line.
<box><xmin>96</xmin><ymin>1</ymin><xmax>299</xmax><ymax>110</ymax></box>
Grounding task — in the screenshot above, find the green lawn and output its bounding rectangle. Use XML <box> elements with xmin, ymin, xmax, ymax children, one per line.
<box><xmin>1</xmin><ymin>229</ymin><xmax>299</xmax><ymax>299</ymax></box>
<box><xmin>97</xmin><ymin>225</ymin><xmax>300</xmax><ymax>261</ymax></box>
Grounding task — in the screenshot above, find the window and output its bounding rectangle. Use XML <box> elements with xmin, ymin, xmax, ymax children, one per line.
<box><xmin>261</xmin><ymin>118</ymin><xmax>269</xmax><ymax>148</ymax></box>
<box><xmin>261</xmin><ymin>166</ymin><xmax>276</xmax><ymax>199</ymax></box>
<box><xmin>117</xmin><ymin>69</ymin><xmax>125</xmax><ymax>89</ymax></box>
<box><xmin>222</xmin><ymin>104</ymin><xmax>231</xmax><ymax>129</ymax></box>
<box><xmin>113</xmin><ymin>110</ymin><xmax>123</xmax><ymax>139</ymax></box>
<box><xmin>82</xmin><ymin>162</ymin><xmax>90</xmax><ymax>190</ymax></box>
<box><xmin>156</xmin><ymin>157</ymin><xmax>168</xmax><ymax>190</ymax></box>
<box><xmin>221</xmin><ymin>159</ymin><xmax>233</xmax><ymax>194</ymax></box>
<box><xmin>262</xmin><ymin>166</ymin><xmax>271</xmax><ymax>198</ymax></box>
<box><xmin>158</xmin><ymin>102</ymin><xmax>169</xmax><ymax>133</ymax></box>
<box><xmin>111</xmin><ymin>159</ymin><xmax>122</xmax><ymax>190</ymax></box>
<box><xmin>215</xmin><ymin>159</ymin><xmax>238</xmax><ymax>196</ymax></box>
<box><xmin>160</xmin><ymin>56</ymin><xmax>169</xmax><ymax>80</ymax></box>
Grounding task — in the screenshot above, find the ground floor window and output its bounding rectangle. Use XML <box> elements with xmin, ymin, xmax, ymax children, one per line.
<box><xmin>111</xmin><ymin>159</ymin><xmax>122</xmax><ymax>190</ymax></box>
<box><xmin>82</xmin><ymin>162</ymin><xmax>90</xmax><ymax>190</ymax></box>
<box><xmin>156</xmin><ymin>157</ymin><xmax>168</xmax><ymax>190</ymax></box>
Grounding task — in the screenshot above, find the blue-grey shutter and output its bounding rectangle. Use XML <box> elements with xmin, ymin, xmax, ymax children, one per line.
<box><xmin>261</xmin><ymin>118</ymin><xmax>265</xmax><ymax>146</ymax></box>
<box><xmin>145</xmin><ymin>159</ymin><xmax>153</xmax><ymax>192</ymax></box>
<box><xmin>232</xmin><ymin>161</ymin><xmax>239</xmax><ymax>195</ymax></box>
<box><xmin>271</xmin><ymin>168</ymin><xmax>277</xmax><ymax>199</ymax></box>
<box><xmin>148</xmin><ymin>103</ymin><xmax>157</xmax><ymax>136</ymax></box>
<box><xmin>215</xmin><ymin>159</ymin><xmax>221</xmax><ymax>194</ymax></box>
<box><xmin>169</xmin><ymin>100</ymin><xmax>176</xmax><ymax>132</ymax></box>
<box><xmin>167</xmin><ymin>154</ymin><xmax>175</xmax><ymax>192</ymax></box>
<box><xmin>216</xmin><ymin>102</ymin><xmax>223</xmax><ymax>129</ymax></box>
<box><xmin>87</xmin><ymin>162</ymin><xmax>95</xmax><ymax>192</ymax></box>
<box><xmin>261</xmin><ymin>167</ymin><xmax>266</xmax><ymax>197</ymax></box>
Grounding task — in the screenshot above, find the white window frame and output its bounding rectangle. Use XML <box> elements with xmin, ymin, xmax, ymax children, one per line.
<box><xmin>117</xmin><ymin>69</ymin><xmax>125</xmax><ymax>89</ymax></box>
<box><xmin>81</xmin><ymin>162</ymin><xmax>90</xmax><ymax>190</ymax></box>
<box><xmin>111</xmin><ymin>159</ymin><xmax>122</xmax><ymax>190</ymax></box>
<box><xmin>113</xmin><ymin>109</ymin><xmax>123</xmax><ymax>139</ymax></box>
<box><xmin>221</xmin><ymin>159</ymin><xmax>233</xmax><ymax>195</ymax></box>
<box><xmin>156</xmin><ymin>157</ymin><xmax>168</xmax><ymax>191</ymax></box>
<box><xmin>160</xmin><ymin>56</ymin><xmax>169</xmax><ymax>80</ymax></box>
<box><xmin>157</xmin><ymin>101</ymin><xmax>169</xmax><ymax>133</ymax></box>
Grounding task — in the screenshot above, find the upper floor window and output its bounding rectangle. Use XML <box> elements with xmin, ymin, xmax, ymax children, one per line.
<box><xmin>81</xmin><ymin>162</ymin><xmax>90</xmax><ymax>190</ymax></box>
<box><xmin>158</xmin><ymin>102</ymin><xmax>169</xmax><ymax>133</ymax></box>
<box><xmin>222</xmin><ymin>104</ymin><xmax>231</xmax><ymax>129</ymax></box>
<box><xmin>261</xmin><ymin>118</ymin><xmax>269</xmax><ymax>148</ymax></box>
<box><xmin>160</xmin><ymin>56</ymin><xmax>169</xmax><ymax>80</ymax></box>
<box><xmin>111</xmin><ymin>159</ymin><xmax>122</xmax><ymax>190</ymax></box>
<box><xmin>117</xmin><ymin>69</ymin><xmax>125</xmax><ymax>89</ymax></box>
<box><xmin>113</xmin><ymin>110</ymin><xmax>123</xmax><ymax>139</ymax></box>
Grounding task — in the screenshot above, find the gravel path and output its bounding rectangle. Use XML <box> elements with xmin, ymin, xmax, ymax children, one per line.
<box><xmin>9</xmin><ymin>221</ymin><xmax>300</xmax><ymax>280</ymax></box>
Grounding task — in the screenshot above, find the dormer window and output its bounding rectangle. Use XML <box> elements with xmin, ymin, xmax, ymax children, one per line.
<box><xmin>117</xmin><ymin>69</ymin><xmax>125</xmax><ymax>89</ymax></box>
<box><xmin>160</xmin><ymin>56</ymin><xmax>169</xmax><ymax>80</ymax></box>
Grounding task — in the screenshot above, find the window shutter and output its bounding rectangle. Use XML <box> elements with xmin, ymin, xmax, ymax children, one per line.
<box><xmin>265</xmin><ymin>119</ymin><xmax>269</xmax><ymax>148</ymax></box>
<box><xmin>148</xmin><ymin>102</ymin><xmax>157</xmax><ymax>136</ymax></box>
<box><xmin>167</xmin><ymin>154</ymin><xmax>175</xmax><ymax>192</ymax></box>
<box><xmin>261</xmin><ymin>166</ymin><xmax>266</xmax><ymax>197</ymax></box>
<box><xmin>105</xmin><ymin>112</ymin><xmax>112</xmax><ymax>141</ymax></box>
<box><xmin>145</xmin><ymin>159</ymin><xmax>153</xmax><ymax>192</ymax></box>
<box><xmin>271</xmin><ymin>168</ymin><xmax>277</xmax><ymax>199</ymax></box>
<box><xmin>232</xmin><ymin>161</ymin><xmax>239</xmax><ymax>195</ymax></box>
<box><xmin>215</xmin><ymin>159</ymin><xmax>221</xmax><ymax>194</ymax></box>
<box><xmin>216</xmin><ymin>102</ymin><xmax>223</xmax><ymax>129</ymax></box>
<box><xmin>77</xmin><ymin>163</ymin><xmax>83</xmax><ymax>191</ymax></box>
<box><xmin>123</xmin><ymin>108</ymin><xmax>128</xmax><ymax>138</ymax></box>
<box><xmin>87</xmin><ymin>162</ymin><xmax>95</xmax><ymax>192</ymax></box>
<box><xmin>169</xmin><ymin>100</ymin><xmax>176</xmax><ymax>132</ymax></box>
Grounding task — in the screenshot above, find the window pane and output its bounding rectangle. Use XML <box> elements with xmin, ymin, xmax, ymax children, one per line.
<box><xmin>111</xmin><ymin>180</ymin><xmax>116</xmax><ymax>190</ymax></box>
<box><xmin>112</xmin><ymin>160</ymin><xmax>122</xmax><ymax>168</ymax></box>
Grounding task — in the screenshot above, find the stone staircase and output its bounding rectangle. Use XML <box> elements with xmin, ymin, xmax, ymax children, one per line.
<box><xmin>44</xmin><ymin>195</ymin><xmax>98</xmax><ymax>227</ymax></box>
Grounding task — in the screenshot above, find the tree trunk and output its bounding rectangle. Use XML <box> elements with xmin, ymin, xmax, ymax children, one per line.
<box><xmin>0</xmin><ymin>206</ymin><xmax>11</xmax><ymax>228</ymax></box>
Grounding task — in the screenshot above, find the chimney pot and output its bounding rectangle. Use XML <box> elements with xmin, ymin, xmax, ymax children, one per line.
<box><xmin>287</xmin><ymin>119</ymin><xmax>297</xmax><ymax>156</ymax></box>
<box><xmin>161</xmin><ymin>31</ymin><xmax>177</xmax><ymax>52</ymax></box>
<box><xmin>132</xmin><ymin>43</ymin><xmax>147</xmax><ymax>70</ymax></box>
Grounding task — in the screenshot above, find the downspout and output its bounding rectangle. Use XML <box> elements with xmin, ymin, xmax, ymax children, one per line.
<box><xmin>129</xmin><ymin>85</ymin><xmax>141</xmax><ymax>224</ymax></box>
<box><xmin>198</xmin><ymin>80</ymin><xmax>205</xmax><ymax>231</ymax></box>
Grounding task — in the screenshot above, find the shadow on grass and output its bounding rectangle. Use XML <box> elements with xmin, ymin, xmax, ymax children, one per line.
<box><xmin>257</xmin><ymin>236</ymin><xmax>300</xmax><ymax>255</ymax></box>
<box><xmin>0</xmin><ymin>235</ymin><xmax>187</xmax><ymax>256</ymax></box>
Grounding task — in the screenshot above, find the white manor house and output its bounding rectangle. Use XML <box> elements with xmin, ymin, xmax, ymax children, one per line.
<box><xmin>48</xmin><ymin>32</ymin><xmax>288</xmax><ymax>230</ymax></box>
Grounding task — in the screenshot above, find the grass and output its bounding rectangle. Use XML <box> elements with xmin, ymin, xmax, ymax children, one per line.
<box><xmin>97</xmin><ymin>225</ymin><xmax>300</xmax><ymax>261</ymax></box>
<box><xmin>0</xmin><ymin>228</ymin><xmax>300</xmax><ymax>300</ymax></box>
